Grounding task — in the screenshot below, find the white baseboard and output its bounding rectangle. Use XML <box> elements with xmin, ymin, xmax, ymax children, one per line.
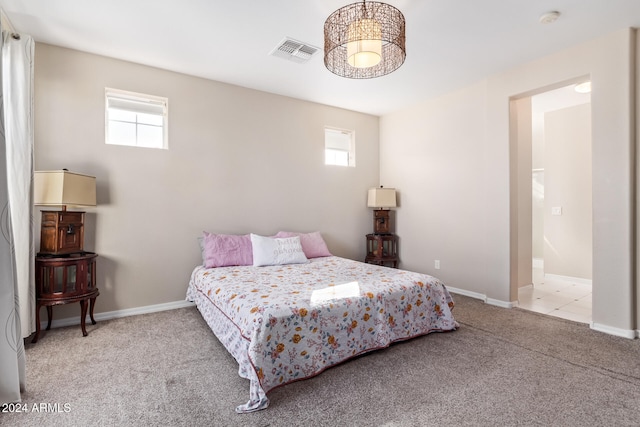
<box><xmin>447</xmin><ymin>287</ymin><xmax>516</xmax><ymax>308</ymax></box>
<box><xmin>545</xmin><ymin>273</ymin><xmax>592</xmax><ymax>286</ymax></box>
<box><xmin>448</xmin><ymin>286</ymin><xmax>636</xmax><ymax>340</ymax></box>
<box><xmin>40</xmin><ymin>294</ymin><xmax>638</xmax><ymax>340</ymax></box>
<box><xmin>40</xmin><ymin>299</ymin><xmax>195</xmax><ymax>330</ymax></box>
<box><xmin>590</xmin><ymin>322</ymin><xmax>636</xmax><ymax>339</ymax></box>
<box><xmin>486</xmin><ymin>298</ymin><xmax>518</xmax><ymax>309</ymax></box>
<box><xmin>447</xmin><ymin>286</ymin><xmax>485</xmax><ymax>301</ymax></box>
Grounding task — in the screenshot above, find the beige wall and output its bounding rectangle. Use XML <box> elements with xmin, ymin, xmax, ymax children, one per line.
<box><xmin>543</xmin><ymin>104</ymin><xmax>592</xmax><ymax>280</ymax></box>
<box><xmin>380</xmin><ymin>81</ymin><xmax>493</xmax><ymax>296</ymax></box>
<box><xmin>511</xmin><ymin>97</ymin><xmax>533</xmax><ymax>289</ymax></box>
<box><xmin>636</xmin><ymin>29</ymin><xmax>640</xmax><ymax>332</ymax></box>
<box><xmin>381</xmin><ymin>29</ymin><xmax>636</xmax><ymax>335</ymax></box>
<box><xmin>34</xmin><ymin>44</ymin><xmax>380</xmax><ymax>320</ymax></box>
<box><xmin>531</xmin><ymin>110</ymin><xmax>544</xmax><ymax>260</ymax></box>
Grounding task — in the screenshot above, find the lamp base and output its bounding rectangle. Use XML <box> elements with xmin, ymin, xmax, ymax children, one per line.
<box><xmin>373</xmin><ymin>209</ymin><xmax>391</xmax><ymax>234</ymax></box>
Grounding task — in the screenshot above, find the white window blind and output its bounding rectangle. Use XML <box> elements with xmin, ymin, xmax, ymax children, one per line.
<box><xmin>105</xmin><ymin>88</ymin><xmax>168</xmax><ymax>149</ymax></box>
<box><xmin>325</xmin><ymin>127</ymin><xmax>355</xmax><ymax>166</ymax></box>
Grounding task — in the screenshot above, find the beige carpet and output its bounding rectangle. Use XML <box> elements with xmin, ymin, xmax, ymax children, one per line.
<box><xmin>4</xmin><ymin>294</ymin><xmax>640</xmax><ymax>426</ymax></box>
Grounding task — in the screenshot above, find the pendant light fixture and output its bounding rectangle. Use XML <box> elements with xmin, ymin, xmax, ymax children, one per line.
<box><xmin>324</xmin><ymin>1</ymin><xmax>406</xmax><ymax>79</ymax></box>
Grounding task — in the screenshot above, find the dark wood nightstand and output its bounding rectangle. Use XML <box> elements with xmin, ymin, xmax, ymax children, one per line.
<box><xmin>365</xmin><ymin>234</ymin><xmax>399</xmax><ymax>268</ymax></box>
<box><xmin>32</xmin><ymin>252</ymin><xmax>99</xmax><ymax>343</ymax></box>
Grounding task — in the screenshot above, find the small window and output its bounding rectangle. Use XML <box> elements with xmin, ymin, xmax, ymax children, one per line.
<box><xmin>325</xmin><ymin>127</ymin><xmax>355</xmax><ymax>166</ymax></box>
<box><xmin>105</xmin><ymin>88</ymin><xmax>168</xmax><ymax>149</ymax></box>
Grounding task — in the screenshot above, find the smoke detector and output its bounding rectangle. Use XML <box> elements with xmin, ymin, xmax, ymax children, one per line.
<box><xmin>539</xmin><ymin>11</ymin><xmax>560</xmax><ymax>24</ymax></box>
<box><xmin>269</xmin><ymin>37</ymin><xmax>319</xmax><ymax>64</ymax></box>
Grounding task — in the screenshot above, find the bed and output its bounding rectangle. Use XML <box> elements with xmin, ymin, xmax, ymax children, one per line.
<box><xmin>186</xmin><ymin>234</ymin><xmax>458</xmax><ymax>413</ymax></box>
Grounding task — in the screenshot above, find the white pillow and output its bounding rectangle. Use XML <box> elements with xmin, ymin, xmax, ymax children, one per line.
<box><xmin>250</xmin><ymin>234</ymin><xmax>308</xmax><ymax>267</ymax></box>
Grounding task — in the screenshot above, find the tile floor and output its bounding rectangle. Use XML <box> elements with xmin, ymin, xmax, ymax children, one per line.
<box><xmin>517</xmin><ymin>268</ymin><xmax>592</xmax><ymax>324</ymax></box>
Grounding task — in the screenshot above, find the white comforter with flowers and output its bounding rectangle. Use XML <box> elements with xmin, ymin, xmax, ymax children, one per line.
<box><xmin>186</xmin><ymin>256</ymin><xmax>458</xmax><ymax>413</ymax></box>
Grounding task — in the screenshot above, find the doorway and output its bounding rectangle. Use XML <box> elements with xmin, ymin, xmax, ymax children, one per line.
<box><xmin>512</xmin><ymin>82</ymin><xmax>592</xmax><ymax>323</ymax></box>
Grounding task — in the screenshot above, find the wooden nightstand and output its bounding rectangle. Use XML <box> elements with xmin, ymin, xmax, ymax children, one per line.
<box><xmin>365</xmin><ymin>234</ymin><xmax>399</xmax><ymax>268</ymax></box>
<box><xmin>32</xmin><ymin>252</ymin><xmax>99</xmax><ymax>343</ymax></box>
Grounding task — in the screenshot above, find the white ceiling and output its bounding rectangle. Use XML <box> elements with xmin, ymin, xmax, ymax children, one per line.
<box><xmin>1</xmin><ymin>0</ymin><xmax>639</xmax><ymax>116</ymax></box>
<box><xmin>532</xmin><ymin>84</ymin><xmax>590</xmax><ymax>115</ymax></box>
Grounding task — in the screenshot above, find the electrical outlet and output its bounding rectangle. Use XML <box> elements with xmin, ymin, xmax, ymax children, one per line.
<box><xmin>435</xmin><ymin>260</ymin><xmax>440</xmax><ymax>269</ymax></box>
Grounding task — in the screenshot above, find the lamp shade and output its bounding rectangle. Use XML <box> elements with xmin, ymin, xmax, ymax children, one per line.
<box><xmin>367</xmin><ymin>187</ymin><xmax>396</xmax><ymax>208</ymax></box>
<box><xmin>34</xmin><ymin>170</ymin><xmax>96</xmax><ymax>207</ymax></box>
<box><xmin>346</xmin><ymin>18</ymin><xmax>382</xmax><ymax>68</ymax></box>
<box><xmin>324</xmin><ymin>1</ymin><xmax>406</xmax><ymax>79</ymax></box>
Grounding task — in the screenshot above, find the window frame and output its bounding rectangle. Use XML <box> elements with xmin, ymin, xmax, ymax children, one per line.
<box><xmin>105</xmin><ymin>87</ymin><xmax>168</xmax><ymax>149</ymax></box>
<box><xmin>324</xmin><ymin>127</ymin><xmax>355</xmax><ymax>167</ymax></box>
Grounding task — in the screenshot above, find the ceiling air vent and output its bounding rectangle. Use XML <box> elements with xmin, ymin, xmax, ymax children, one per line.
<box><xmin>269</xmin><ymin>37</ymin><xmax>319</xmax><ymax>64</ymax></box>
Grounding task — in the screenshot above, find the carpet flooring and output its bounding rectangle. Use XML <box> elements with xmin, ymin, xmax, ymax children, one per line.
<box><xmin>3</xmin><ymin>293</ymin><xmax>640</xmax><ymax>426</ymax></box>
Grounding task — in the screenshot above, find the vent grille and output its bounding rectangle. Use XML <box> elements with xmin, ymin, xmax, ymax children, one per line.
<box><xmin>269</xmin><ymin>37</ymin><xmax>319</xmax><ymax>64</ymax></box>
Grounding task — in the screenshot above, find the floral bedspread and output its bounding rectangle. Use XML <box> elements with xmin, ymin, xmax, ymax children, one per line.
<box><xmin>186</xmin><ymin>256</ymin><xmax>458</xmax><ymax>412</ymax></box>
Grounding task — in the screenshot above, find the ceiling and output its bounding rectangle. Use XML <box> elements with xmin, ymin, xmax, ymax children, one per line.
<box><xmin>1</xmin><ymin>0</ymin><xmax>639</xmax><ymax>116</ymax></box>
<box><xmin>532</xmin><ymin>83</ymin><xmax>590</xmax><ymax>115</ymax></box>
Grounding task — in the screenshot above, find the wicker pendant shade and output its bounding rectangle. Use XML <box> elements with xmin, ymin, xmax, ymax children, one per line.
<box><xmin>324</xmin><ymin>1</ymin><xmax>406</xmax><ymax>79</ymax></box>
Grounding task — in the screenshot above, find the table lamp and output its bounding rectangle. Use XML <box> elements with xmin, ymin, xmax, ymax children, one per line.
<box><xmin>367</xmin><ymin>186</ymin><xmax>396</xmax><ymax>234</ymax></box>
<box><xmin>34</xmin><ymin>170</ymin><xmax>96</xmax><ymax>255</ymax></box>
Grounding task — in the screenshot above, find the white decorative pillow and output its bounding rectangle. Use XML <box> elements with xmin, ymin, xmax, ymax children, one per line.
<box><xmin>274</xmin><ymin>231</ymin><xmax>332</xmax><ymax>258</ymax></box>
<box><xmin>250</xmin><ymin>234</ymin><xmax>308</xmax><ymax>267</ymax></box>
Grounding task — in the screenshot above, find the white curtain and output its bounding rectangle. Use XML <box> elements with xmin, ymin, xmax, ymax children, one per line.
<box><xmin>0</xmin><ymin>29</ymin><xmax>35</xmax><ymax>405</ymax></box>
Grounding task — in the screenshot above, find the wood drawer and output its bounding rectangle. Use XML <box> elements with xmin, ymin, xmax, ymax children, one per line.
<box><xmin>39</xmin><ymin>210</ymin><xmax>85</xmax><ymax>255</ymax></box>
<box><xmin>42</xmin><ymin>211</ymin><xmax>83</xmax><ymax>226</ymax></box>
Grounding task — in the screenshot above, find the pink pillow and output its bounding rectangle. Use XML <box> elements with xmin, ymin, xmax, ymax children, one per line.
<box><xmin>275</xmin><ymin>231</ymin><xmax>332</xmax><ymax>258</ymax></box>
<box><xmin>202</xmin><ymin>232</ymin><xmax>253</xmax><ymax>268</ymax></box>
